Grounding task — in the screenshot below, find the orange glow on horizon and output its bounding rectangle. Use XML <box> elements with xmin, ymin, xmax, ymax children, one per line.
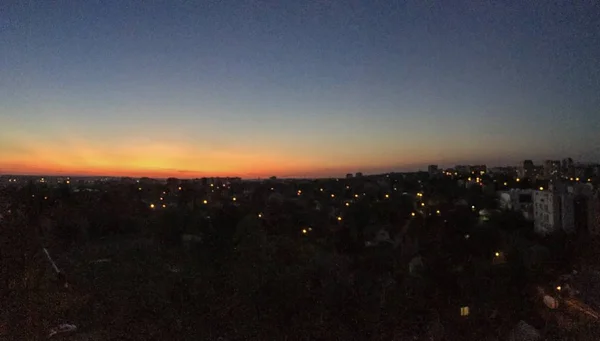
<box><xmin>0</xmin><ymin>135</ymin><xmax>448</xmax><ymax>178</ymax></box>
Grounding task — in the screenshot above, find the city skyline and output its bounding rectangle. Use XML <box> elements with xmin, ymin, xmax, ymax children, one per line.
<box><xmin>1</xmin><ymin>1</ymin><xmax>599</xmax><ymax>178</ymax></box>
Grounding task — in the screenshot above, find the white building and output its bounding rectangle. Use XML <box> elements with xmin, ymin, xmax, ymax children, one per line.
<box><xmin>533</xmin><ymin>189</ymin><xmax>562</xmax><ymax>235</ymax></box>
<box><xmin>532</xmin><ymin>183</ymin><xmax>597</xmax><ymax>236</ymax></box>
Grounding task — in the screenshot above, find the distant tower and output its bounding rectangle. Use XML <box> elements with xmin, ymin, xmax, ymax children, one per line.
<box><xmin>521</xmin><ymin>160</ymin><xmax>535</xmax><ymax>179</ymax></box>
<box><xmin>428</xmin><ymin>165</ymin><xmax>439</xmax><ymax>177</ymax></box>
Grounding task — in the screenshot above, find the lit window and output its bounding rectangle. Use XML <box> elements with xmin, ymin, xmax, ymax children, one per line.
<box><xmin>460</xmin><ymin>306</ymin><xmax>469</xmax><ymax>316</ymax></box>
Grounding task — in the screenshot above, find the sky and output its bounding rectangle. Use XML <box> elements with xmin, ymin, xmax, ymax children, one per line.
<box><xmin>1</xmin><ymin>0</ymin><xmax>599</xmax><ymax>178</ymax></box>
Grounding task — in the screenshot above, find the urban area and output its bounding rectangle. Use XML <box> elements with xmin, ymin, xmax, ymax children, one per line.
<box><xmin>2</xmin><ymin>158</ymin><xmax>600</xmax><ymax>340</ymax></box>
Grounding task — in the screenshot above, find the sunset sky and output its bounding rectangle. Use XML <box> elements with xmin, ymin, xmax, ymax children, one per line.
<box><xmin>1</xmin><ymin>1</ymin><xmax>599</xmax><ymax>178</ymax></box>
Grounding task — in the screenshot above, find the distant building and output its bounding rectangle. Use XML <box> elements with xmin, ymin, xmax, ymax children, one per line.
<box><xmin>346</xmin><ymin>173</ymin><xmax>353</xmax><ymax>179</ymax></box>
<box><xmin>562</xmin><ymin>158</ymin><xmax>574</xmax><ymax>177</ymax></box>
<box><xmin>543</xmin><ymin>160</ymin><xmax>561</xmax><ymax>179</ymax></box>
<box><xmin>355</xmin><ymin>172</ymin><xmax>363</xmax><ymax>178</ymax></box>
<box><xmin>427</xmin><ymin>165</ymin><xmax>439</xmax><ymax>177</ymax></box>
<box><xmin>489</xmin><ymin>167</ymin><xmax>518</xmax><ymax>176</ymax></box>
<box><xmin>469</xmin><ymin>165</ymin><xmax>487</xmax><ymax>175</ymax></box>
<box><xmin>455</xmin><ymin>165</ymin><xmax>470</xmax><ymax>175</ymax></box>
<box><xmin>520</xmin><ymin>160</ymin><xmax>535</xmax><ymax>179</ymax></box>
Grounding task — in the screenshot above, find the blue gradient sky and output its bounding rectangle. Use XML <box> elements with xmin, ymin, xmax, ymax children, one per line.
<box><xmin>1</xmin><ymin>0</ymin><xmax>599</xmax><ymax>177</ymax></box>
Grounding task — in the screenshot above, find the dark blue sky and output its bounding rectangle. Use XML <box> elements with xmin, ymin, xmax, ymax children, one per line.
<box><xmin>1</xmin><ymin>0</ymin><xmax>599</xmax><ymax>177</ymax></box>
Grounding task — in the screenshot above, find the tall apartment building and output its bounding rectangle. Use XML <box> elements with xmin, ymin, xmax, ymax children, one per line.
<box><xmin>544</xmin><ymin>160</ymin><xmax>561</xmax><ymax>179</ymax></box>
<box><xmin>533</xmin><ymin>183</ymin><xmax>599</xmax><ymax>236</ymax></box>
<box><xmin>533</xmin><ymin>189</ymin><xmax>562</xmax><ymax>235</ymax></box>
<box><xmin>520</xmin><ymin>160</ymin><xmax>535</xmax><ymax>179</ymax></box>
